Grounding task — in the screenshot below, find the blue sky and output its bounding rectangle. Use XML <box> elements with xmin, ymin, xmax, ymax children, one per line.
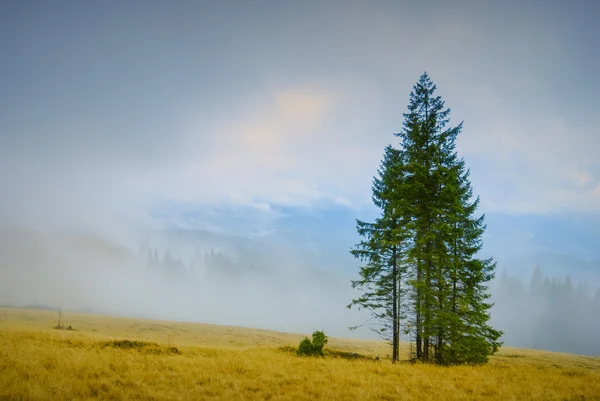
<box><xmin>1</xmin><ymin>1</ymin><xmax>599</xmax><ymax>277</ymax></box>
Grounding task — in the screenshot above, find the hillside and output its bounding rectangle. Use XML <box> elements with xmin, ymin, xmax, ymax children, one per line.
<box><xmin>1</xmin><ymin>307</ymin><xmax>599</xmax><ymax>400</ymax></box>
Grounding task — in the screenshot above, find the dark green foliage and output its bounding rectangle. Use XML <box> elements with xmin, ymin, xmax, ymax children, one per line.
<box><xmin>311</xmin><ymin>330</ymin><xmax>328</xmax><ymax>352</ymax></box>
<box><xmin>443</xmin><ymin>335</ymin><xmax>495</xmax><ymax>365</ymax></box>
<box><xmin>297</xmin><ymin>338</ymin><xmax>314</xmax><ymax>356</ymax></box>
<box><xmin>282</xmin><ymin>345</ymin><xmax>376</xmax><ymax>361</ymax></box>
<box><xmin>326</xmin><ymin>349</ymin><xmax>374</xmax><ymax>361</ymax></box>
<box><xmin>103</xmin><ymin>340</ymin><xmax>154</xmax><ymax>349</ymax></box>
<box><xmin>296</xmin><ymin>331</ymin><xmax>329</xmax><ymax>356</ymax></box>
<box><xmin>350</xmin><ymin>72</ymin><xmax>502</xmax><ymax>365</ymax></box>
<box><xmin>349</xmin><ymin>146</ymin><xmax>409</xmax><ymax>362</ymax></box>
<box><xmin>101</xmin><ymin>340</ymin><xmax>181</xmax><ymax>355</ymax></box>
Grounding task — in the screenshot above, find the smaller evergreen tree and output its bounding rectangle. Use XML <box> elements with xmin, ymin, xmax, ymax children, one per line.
<box><xmin>349</xmin><ymin>145</ymin><xmax>410</xmax><ymax>362</ymax></box>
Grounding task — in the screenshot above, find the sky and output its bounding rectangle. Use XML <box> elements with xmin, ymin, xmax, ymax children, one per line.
<box><xmin>1</xmin><ymin>1</ymin><xmax>599</xmax><ymax>350</ymax></box>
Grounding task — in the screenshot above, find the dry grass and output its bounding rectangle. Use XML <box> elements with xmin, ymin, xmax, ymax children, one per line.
<box><xmin>1</xmin><ymin>307</ymin><xmax>599</xmax><ymax>400</ymax></box>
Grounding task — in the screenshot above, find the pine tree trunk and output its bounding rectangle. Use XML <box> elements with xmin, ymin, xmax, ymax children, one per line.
<box><xmin>392</xmin><ymin>245</ymin><xmax>398</xmax><ymax>362</ymax></box>
<box><xmin>422</xmin><ymin>98</ymin><xmax>432</xmax><ymax>364</ymax></box>
<box><xmin>424</xmin><ymin>247</ymin><xmax>434</xmax><ymax>363</ymax></box>
<box><xmin>437</xmin><ymin>266</ymin><xmax>444</xmax><ymax>363</ymax></box>
<box><xmin>397</xmin><ymin>266</ymin><xmax>402</xmax><ymax>361</ymax></box>
<box><xmin>435</xmin><ymin>233</ymin><xmax>445</xmax><ymax>363</ymax></box>
<box><xmin>416</xmin><ymin>256</ymin><xmax>423</xmax><ymax>360</ymax></box>
<box><xmin>451</xmin><ymin>233</ymin><xmax>458</xmax><ymax>362</ymax></box>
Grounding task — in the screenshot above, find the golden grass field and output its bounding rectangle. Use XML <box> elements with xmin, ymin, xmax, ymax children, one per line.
<box><xmin>1</xmin><ymin>307</ymin><xmax>599</xmax><ymax>400</ymax></box>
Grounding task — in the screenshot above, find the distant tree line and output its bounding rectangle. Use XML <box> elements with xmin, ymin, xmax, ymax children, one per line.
<box><xmin>146</xmin><ymin>249</ymin><xmax>186</xmax><ymax>274</ymax></box>
<box><xmin>142</xmin><ymin>243</ymin><xmax>245</xmax><ymax>280</ymax></box>
<box><xmin>349</xmin><ymin>73</ymin><xmax>502</xmax><ymax>365</ymax></box>
<box><xmin>492</xmin><ymin>266</ymin><xmax>600</xmax><ymax>356</ymax></box>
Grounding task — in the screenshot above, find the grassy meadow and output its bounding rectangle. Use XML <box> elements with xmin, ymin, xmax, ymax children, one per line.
<box><xmin>1</xmin><ymin>307</ymin><xmax>599</xmax><ymax>400</ymax></box>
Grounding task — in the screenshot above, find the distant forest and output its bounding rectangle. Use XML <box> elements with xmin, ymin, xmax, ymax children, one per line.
<box><xmin>142</xmin><ymin>242</ymin><xmax>600</xmax><ymax>356</ymax></box>
<box><xmin>492</xmin><ymin>267</ymin><xmax>600</xmax><ymax>356</ymax></box>
<box><xmin>142</xmin><ymin>243</ymin><xmax>264</xmax><ymax>280</ymax></box>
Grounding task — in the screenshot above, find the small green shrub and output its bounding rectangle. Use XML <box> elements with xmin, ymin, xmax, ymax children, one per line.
<box><xmin>297</xmin><ymin>338</ymin><xmax>313</xmax><ymax>356</ymax></box>
<box><xmin>296</xmin><ymin>330</ymin><xmax>328</xmax><ymax>356</ymax></box>
<box><xmin>311</xmin><ymin>330</ymin><xmax>328</xmax><ymax>353</ymax></box>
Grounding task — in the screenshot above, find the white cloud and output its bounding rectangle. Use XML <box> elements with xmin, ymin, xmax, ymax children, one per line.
<box><xmin>2</xmin><ymin>1</ymin><xmax>597</xmax><ymax>235</ymax></box>
<box><xmin>144</xmin><ymin>85</ymin><xmax>382</xmax><ymax>211</ymax></box>
<box><xmin>454</xmin><ymin>82</ymin><xmax>600</xmax><ymax>215</ymax></box>
<box><xmin>571</xmin><ymin>170</ymin><xmax>593</xmax><ymax>188</ymax></box>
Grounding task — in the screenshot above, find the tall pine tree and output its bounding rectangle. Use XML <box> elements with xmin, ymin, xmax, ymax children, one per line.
<box><xmin>350</xmin><ymin>72</ymin><xmax>502</xmax><ymax>365</ymax></box>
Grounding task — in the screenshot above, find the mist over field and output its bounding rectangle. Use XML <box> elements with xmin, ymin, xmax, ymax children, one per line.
<box><xmin>1</xmin><ymin>214</ymin><xmax>599</xmax><ymax>355</ymax></box>
<box><xmin>0</xmin><ymin>224</ymin><xmax>368</xmax><ymax>338</ymax></box>
<box><xmin>1</xmin><ymin>0</ymin><xmax>599</xmax><ymax>357</ymax></box>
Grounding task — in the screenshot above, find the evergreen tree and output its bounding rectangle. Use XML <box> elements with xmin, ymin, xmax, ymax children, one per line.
<box><xmin>349</xmin><ymin>145</ymin><xmax>410</xmax><ymax>362</ymax></box>
<box><xmin>441</xmin><ymin>159</ymin><xmax>502</xmax><ymax>363</ymax></box>
<box><xmin>531</xmin><ymin>265</ymin><xmax>544</xmax><ymax>294</ymax></box>
<box><xmin>350</xmin><ymin>72</ymin><xmax>502</xmax><ymax>364</ymax></box>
